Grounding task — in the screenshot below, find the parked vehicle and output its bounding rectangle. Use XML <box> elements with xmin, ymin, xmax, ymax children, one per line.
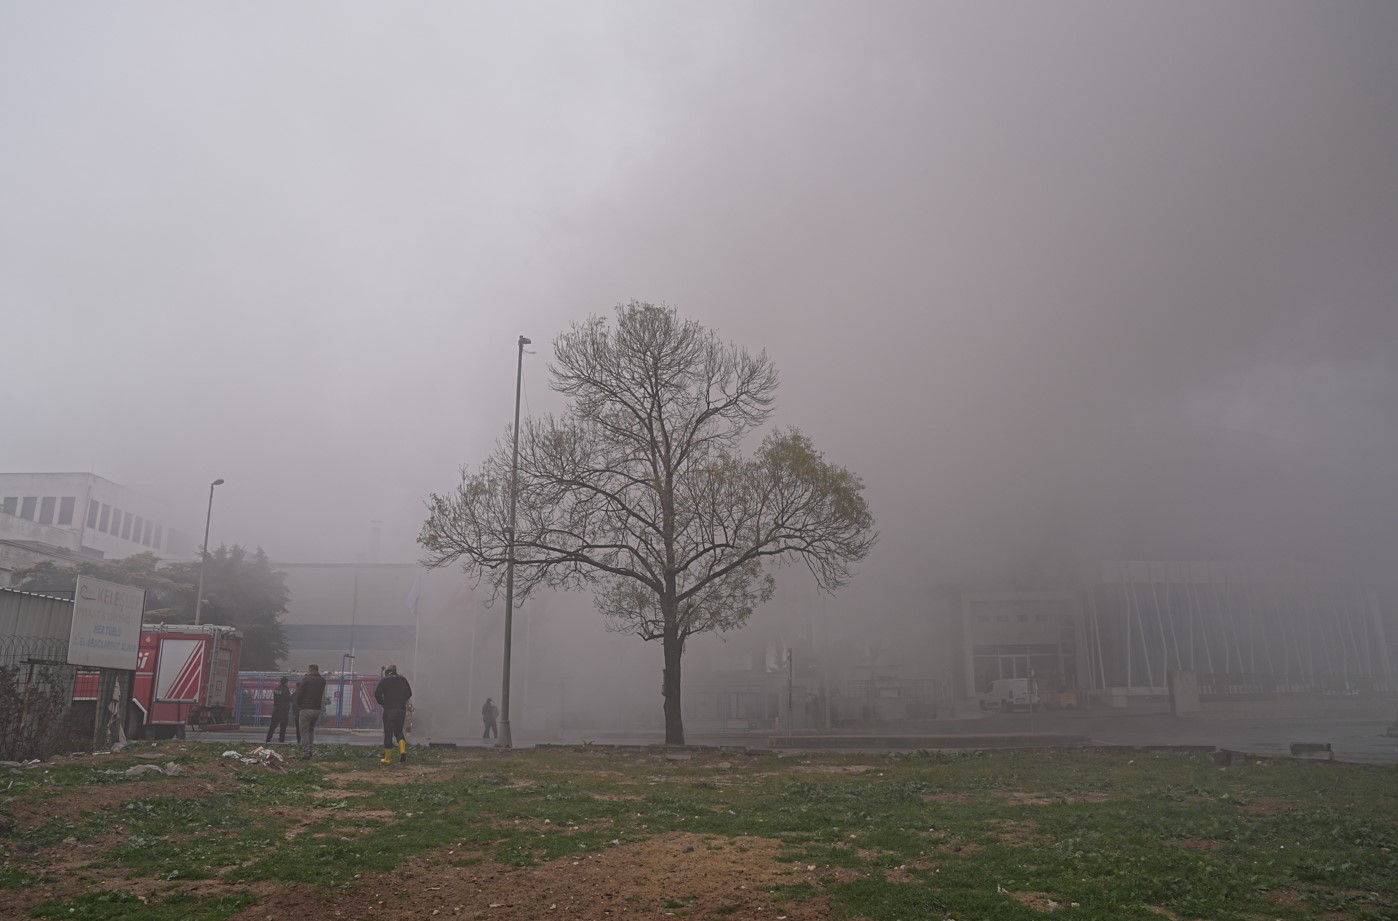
<box><xmin>73</xmin><ymin>624</ymin><xmax>241</xmax><ymax>739</ymax></box>
<box><xmin>235</xmin><ymin>671</ymin><xmax>383</xmax><ymax>730</ymax></box>
<box><xmin>979</xmin><ymin>677</ymin><xmax>1040</xmax><ymax>712</ymax></box>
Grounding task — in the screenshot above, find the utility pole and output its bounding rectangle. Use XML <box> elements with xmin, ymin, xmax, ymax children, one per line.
<box><xmin>193</xmin><ymin>478</ymin><xmax>224</xmax><ymax>626</ymax></box>
<box><xmin>786</xmin><ymin>647</ymin><xmax>794</xmax><ymax>736</ymax></box>
<box><xmin>499</xmin><ymin>335</ymin><xmax>530</xmax><ymax>748</ymax></box>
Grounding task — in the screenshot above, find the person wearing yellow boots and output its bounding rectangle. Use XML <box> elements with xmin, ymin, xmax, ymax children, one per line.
<box><xmin>374</xmin><ymin>665</ymin><xmax>413</xmax><ymax>764</ymax></box>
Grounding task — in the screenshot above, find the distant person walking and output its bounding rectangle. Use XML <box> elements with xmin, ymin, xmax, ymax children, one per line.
<box><xmin>294</xmin><ymin>665</ymin><xmax>326</xmax><ymax>760</ymax></box>
<box><xmin>482</xmin><ymin>697</ymin><xmax>499</xmax><ymax>740</ymax></box>
<box><xmin>375</xmin><ymin>665</ymin><xmax>413</xmax><ymax>764</ymax></box>
<box><xmin>265</xmin><ymin>677</ymin><xmax>292</xmax><ymax>744</ymax></box>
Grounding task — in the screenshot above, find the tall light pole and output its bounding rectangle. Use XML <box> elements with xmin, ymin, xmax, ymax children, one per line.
<box><xmin>193</xmin><ymin>478</ymin><xmax>225</xmax><ymax>626</ymax></box>
<box><xmin>499</xmin><ymin>335</ymin><xmax>530</xmax><ymax>747</ymax></box>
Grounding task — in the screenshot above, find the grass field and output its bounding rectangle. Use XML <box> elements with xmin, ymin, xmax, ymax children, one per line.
<box><xmin>1</xmin><ymin>742</ymin><xmax>1395</xmax><ymax>920</ymax></box>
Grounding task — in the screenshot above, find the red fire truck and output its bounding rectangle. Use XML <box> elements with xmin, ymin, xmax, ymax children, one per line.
<box><xmin>74</xmin><ymin>624</ymin><xmax>241</xmax><ymax>739</ymax></box>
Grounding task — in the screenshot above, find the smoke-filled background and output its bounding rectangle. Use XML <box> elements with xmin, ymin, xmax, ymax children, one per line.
<box><xmin>3</xmin><ymin>3</ymin><xmax>1396</xmax><ymax>734</ymax></box>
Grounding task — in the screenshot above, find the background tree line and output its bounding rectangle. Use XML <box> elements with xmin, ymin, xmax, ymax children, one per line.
<box><xmin>9</xmin><ymin>545</ymin><xmax>289</xmax><ymax>669</ymax></box>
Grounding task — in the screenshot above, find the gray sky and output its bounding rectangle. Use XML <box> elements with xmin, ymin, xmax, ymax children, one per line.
<box><xmin>3</xmin><ymin>2</ymin><xmax>1396</xmax><ymax>600</ymax></box>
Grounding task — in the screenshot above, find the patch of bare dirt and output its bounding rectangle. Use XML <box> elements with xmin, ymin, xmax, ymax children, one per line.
<box><xmin>788</xmin><ymin>764</ymin><xmax>876</xmax><ymax>774</ymax></box>
<box><xmin>3</xmin><ymin>758</ymin><xmax>247</xmax><ymax>826</ymax></box>
<box><xmin>223</xmin><ymin>832</ymin><xmax>835</xmax><ymax>921</ymax></box>
<box><xmin>0</xmin><ymin>847</ymin><xmax>289</xmax><ymax>917</ymax></box>
<box><xmin>989</xmin><ymin>819</ymin><xmax>1037</xmax><ymax>844</ymax></box>
<box><xmin>882</xmin><ymin>855</ymin><xmax>939</xmax><ymax>884</ymax></box>
<box><xmin>1008</xmin><ymin>890</ymin><xmax>1067</xmax><ymax>912</ymax></box>
<box><xmin>307</xmin><ymin>787</ymin><xmax>368</xmax><ymax>799</ymax></box>
<box><xmin>999</xmin><ymin>790</ymin><xmax>1117</xmax><ymax>805</ymax></box>
<box><xmin>1241</xmin><ymin>796</ymin><xmax>1293</xmax><ymax>815</ymax></box>
<box><xmin>1170</xmin><ymin>837</ymin><xmax>1222</xmax><ymax>851</ymax></box>
<box><xmin>322</xmin><ymin>763</ymin><xmax>467</xmax><ymax>786</ymax></box>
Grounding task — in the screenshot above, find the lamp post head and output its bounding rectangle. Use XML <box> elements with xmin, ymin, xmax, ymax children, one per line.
<box><xmin>519</xmin><ymin>336</ymin><xmax>531</xmax><ymax>346</ymax></box>
<box><xmin>211</xmin><ymin>478</ymin><xmax>225</xmax><ymax>487</ymax></box>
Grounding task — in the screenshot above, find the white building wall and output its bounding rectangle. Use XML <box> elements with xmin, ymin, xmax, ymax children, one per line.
<box><xmin>0</xmin><ymin>472</ymin><xmax>192</xmax><ymax>560</ymax></box>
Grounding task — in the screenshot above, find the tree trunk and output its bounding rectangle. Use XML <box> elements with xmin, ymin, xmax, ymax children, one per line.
<box><xmin>662</xmin><ymin>628</ymin><xmax>685</xmax><ymax>745</ymax></box>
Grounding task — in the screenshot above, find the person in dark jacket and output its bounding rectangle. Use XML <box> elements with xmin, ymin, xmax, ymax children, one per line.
<box><xmin>482</xmin><ymin>697</ymin><xmax>499</xmax><ymax>740</ymax></box>
<box><xmin>294</xmin><ymin>665</ymin><xmax>326</xmax><ymax>760</ymax></box>
<box><xmin>374</xmin><ymin>665</ymin><xmax>413</xmax><ymax>763</ymax></box>
<box><xmin>265</xmin><ymin>677</ymin><xmax>292</xmax><ymax>744</ymax></box>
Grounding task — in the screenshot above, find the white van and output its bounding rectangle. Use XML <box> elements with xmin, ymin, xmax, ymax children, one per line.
<box><xmin>979</xmin><ymin>677</ymin><xmax>1040</xmax><ymax>712</ymax></box>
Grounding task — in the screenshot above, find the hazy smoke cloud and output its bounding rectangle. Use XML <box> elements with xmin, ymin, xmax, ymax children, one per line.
<box><xmin>3</xmin><ymin>1</ymin><xmax>1395</xmax><ymax>601</ymax></box>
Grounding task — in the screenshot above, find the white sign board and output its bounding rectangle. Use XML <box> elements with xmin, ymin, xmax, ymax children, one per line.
<box><xmin>68</xmin><ymin>576</ymin><xmax>145</xmax><ymax>670</ymax></box>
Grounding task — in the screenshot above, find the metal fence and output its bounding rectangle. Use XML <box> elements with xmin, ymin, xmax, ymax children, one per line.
<box><xmin>1197</xmin><ymin>671</ymin><xmax>1398</xmax><ymax>699</ymax></box>
<box><xmin>0</xmin><ymin>632</ymin><xmax>71</xmax><ymax>669</ymax></box>
<box><xmin>0</xmin><ymin>633</ymin><xmax>79</xmax><ymax>761</ymax></box>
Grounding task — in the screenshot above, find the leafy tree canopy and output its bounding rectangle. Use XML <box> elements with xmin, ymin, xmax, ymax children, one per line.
<box><xmin>420</xmin><ymin>302</ymin><xmax>876</xmax><ymax>744</ymax></box>
<box><xmin>10</xmin><ymin>545</ymin><xmax>290</xmax><ymax>670</ymax></box>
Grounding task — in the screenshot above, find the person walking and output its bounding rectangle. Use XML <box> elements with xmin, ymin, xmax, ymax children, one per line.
<box><xmin>481</xmin><ymin>697</ymin><xmax>499</xmax><ymax>740</ymax></box>
<box><xmin>374</xmin><ymin>665</ymin><xmax>413</xmax><ymax>764</ymax></box>
<box><xmin>264</xmin><ymin>677</ymin><xmax>292</xmax><ymax>744</ymax></box>
<box><xmin>294</xmin><ymin>664</ymin><xmax>326</xmax><ymax>760</ymax></box>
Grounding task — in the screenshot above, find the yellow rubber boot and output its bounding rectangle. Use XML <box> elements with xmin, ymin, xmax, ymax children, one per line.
<box><xmin>380</xmin><ymin>747</ymin><xmax>394</xmax><ymax>764</ymax></box>
<box><xmin>398</xmin><ymin>738</ymin><xmax>407</xmax><ymax>762</ymax></box>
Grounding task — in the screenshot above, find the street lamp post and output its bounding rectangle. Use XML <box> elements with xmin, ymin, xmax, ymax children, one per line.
<box><xmin>193</xmin><ymin>478</ymin><xmax>225</xmax><ymax>626</ymax></box>
<box><xmin>499</xmin><ymin>335</ymin><xmax>530</xmax><ymax>747</ymax></box>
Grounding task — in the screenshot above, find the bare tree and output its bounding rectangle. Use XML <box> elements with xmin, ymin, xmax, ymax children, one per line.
<box><xmin>420</xmin><ymin>303</ymin><xmax>876</xmax><ymax>744</ymax></box>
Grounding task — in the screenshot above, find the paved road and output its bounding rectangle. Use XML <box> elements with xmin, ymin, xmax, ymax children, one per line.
<box><xmin>191</xmin><ymin>700</ymin><xmax>1398</xmax><ymax>763</ymax></box>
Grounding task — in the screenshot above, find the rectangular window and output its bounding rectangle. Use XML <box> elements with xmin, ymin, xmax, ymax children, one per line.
<box><xmin>99</xmin><ymin>504</ymin><xmax>111</xmax><ymax>532</ymax></box>
<box><xmin>153</xmin><ymin>523</ymin><xmax>163</xmax><ymax>549</ymax></box>
<box><xmin>86</xmin><ymin>499</ymin><xmax>99</xmax><ymax>528</ymax></box>
<box><xmin>1</xmin><ymin>497</ymin><xmax>16</xmax><ymax>516</ymax></box>
<box><xmin>133</xmin><ymin>516</ymin><xmax>145</xmax><ymax>544</ymax></box>
<box><xmin>20</xmin><ymin>497</ymin><xmax>36</xmax><ymax>520</ymax></box>
<box><xmin>57</xmin><ymin>497</ymin><xmax>75</xmax><ymax>526</ymax></box>
<box><xmin>110</xmin><ymin>507</ymin><xmax>123</xmax><ymax>534</ymax></box>
<box><xmin>143</xmin><ymin>520</ymin><xmax>154</xmax><ymax>545</ymax></box>
<box><xmin>38</xmin><ymin>497</ymin><xmax>56</xmax><ymax>525</ymax></box>
<box><xmin>121</xmin><ymin>512</ymin><xmax>133</xmax><ymax>540</ymax></box>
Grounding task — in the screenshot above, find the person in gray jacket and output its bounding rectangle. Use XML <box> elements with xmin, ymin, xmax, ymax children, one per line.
<box><xmin>294</xmin><ymin>664</ymin><xmax>326</xmax><ymax>760</ymax></box>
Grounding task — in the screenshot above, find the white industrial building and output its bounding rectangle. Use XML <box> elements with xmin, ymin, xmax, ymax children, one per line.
<box><xmin>0</xmin><ymin>472</ymin><xmax>195</xmax><ymax>582</ymax></box>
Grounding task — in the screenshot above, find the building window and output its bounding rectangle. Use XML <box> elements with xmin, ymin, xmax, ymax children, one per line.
<box><xmin>20</xmin><ymin>497</ymin><xmax>36</xmax><ymax>520</ymax></box>
<box><xmin>121</xmin><ymin>512</ymin><xmax>133</xmax><ymax>540</ymax></box>
<box><xmin>153</xmin><ymin>523</ymin><xmax>163</xmax><ymax>549</ymax></box>
<box><xmin>86</xmin><ymin>499</ymin><xmax>99</xmax><ymax>528</ymax></box>
<box><xmin>99</xmin><ymin>504</ymin><xmax>111</xmax><ymax>532</ymax></box>
<box><xmin>1</xmin><ymin>497</ymin><xmax>16</xmax><ymax>516</ymax></box>
<box><xmin>133</xmin><ymin>516</ymin><xmax>145</xmax><ymax>544</ymax></box>
<box><xmin>38</xmin><ymin>497</ymin><xmax>56</xmax><ymax>525</ymax></box>
<box><xmin>57</xmin><ymin>497</ymin><xmax>75</xmax><ymax>526</ymax></box>
<box><xmin>143</xmin><ymin>520</ymin><xmax>154</xmax><ymax>546</ymax></box>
